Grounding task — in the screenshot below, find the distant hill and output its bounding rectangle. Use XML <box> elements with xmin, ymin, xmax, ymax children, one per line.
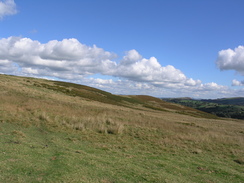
<box><xmin>163</xmin><ymin>97</ymin><xmax>244</xmax><ymax>119</ymax></box>
<box><xmin>201</xmin><ymin>97</ymin><xmax>244</xmax><ymax>106</ymax></box>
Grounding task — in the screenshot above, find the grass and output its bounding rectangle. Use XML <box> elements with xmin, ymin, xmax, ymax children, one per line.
<box><xmin>0</xmin><ymin>74</ymin><xmax>244</xmax><ymax>182</ymax></box>
<box><xmin>1</xmin><ymin>121</ymin><xmax>243</xmax><ymax>183</ymax></box>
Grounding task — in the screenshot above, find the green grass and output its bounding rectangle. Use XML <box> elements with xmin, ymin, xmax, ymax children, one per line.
<box><xmin>1</xmin><ymin>122</ymin><xmax>243</xmax><ymax>183</ymax></box>
<box><xmin>0</xmin><ymin>74</ymin><xmax>244</xmax><ymax>182</ymax></box>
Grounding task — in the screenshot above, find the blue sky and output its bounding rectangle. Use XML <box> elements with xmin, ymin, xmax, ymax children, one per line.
<box><xmin>0</xmin><ymin>0</ymin><xmax>244</xmax><ymax>98</ymax></box>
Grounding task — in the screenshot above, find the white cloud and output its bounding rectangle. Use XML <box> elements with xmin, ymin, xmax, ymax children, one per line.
<box><xmin>0</xmin><ymin>59</ymin><xmax>18</xmax><ymax>73</ymax></box>
<box><xmin>0</xmin><ymin>36</ymin><xmax>243</xmax><ymax>98</ymax></box>
<box><xmin>92</xmin><ymin>78</ymin><xmax>114</xmax><ymax>85</ymax></box>
<box><xmin>0</xmin><ymin>37</ymin><xmax>117</xmax><ymax>78</ymax></box>
<box><xmin>120</xmin><ymin>49</ymin><xmax>142</xmax><ymax>65</ymax></box>
<box><xmin>114</xmin><ymin>50</ymin><xmax>200</xmax><ymax>88</ymax></box>
<box><xmin>216</xmin><ymin>46</ymin><xmax>244</xmax><ymax>75</ymax></box>
<box><xmin>185</xmin><ymin>78</ymin><xmax>202</xmax><ymax>86</ymax></box>
<box><xmin>198</xmin><ymin>82</ymin><xmax>227</xmax><ymax>91</ymax></box>
<box><xmin>0</xmin><ymin>0</ymin><xmax>17</xmax><ymax>19</ymax></box>
<box><xmin>0</xmin><ymin>37</ymin><xmax>200</xmax><ymax>88</ymax></box>
<box><xmin>232</xmin><ymin>79</ymin><xmax>244</xmax><ymax>86</ymax></box>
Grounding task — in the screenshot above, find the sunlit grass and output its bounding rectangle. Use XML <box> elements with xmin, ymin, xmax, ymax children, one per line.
<box><xmin>0</xmin><ymin>74</ymin><xmax>243</xmax><ymax>182</ymax></box>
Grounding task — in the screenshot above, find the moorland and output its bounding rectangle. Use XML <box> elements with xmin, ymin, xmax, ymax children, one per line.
<box><xmin>0</xmin><ymin>74</ymin><xmax>243</xmax><ymax>183</ymax></box>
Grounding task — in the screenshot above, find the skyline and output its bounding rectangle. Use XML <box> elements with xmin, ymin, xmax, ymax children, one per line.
<box><xmin>0</xmin><ymin>0</ymin><xmax>244</xmax><ymax>98</ymax></box>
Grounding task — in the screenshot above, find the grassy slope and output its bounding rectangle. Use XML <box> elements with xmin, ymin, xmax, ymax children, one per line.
<box><xmin>0</xmin><ymin>74</ymin><xmax>244</xmax><ymax>183</ymax></box>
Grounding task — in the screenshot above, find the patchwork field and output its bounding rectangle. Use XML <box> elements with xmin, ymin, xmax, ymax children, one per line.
<box><xmin>0</xmin><ymin>74</ymin><xmax>243</xmax><ymax>183</ymax></box>
<box><xmin>164</xmin><ymin>97</ymin><xmax>244</xmax><ymax>119</ymax></box>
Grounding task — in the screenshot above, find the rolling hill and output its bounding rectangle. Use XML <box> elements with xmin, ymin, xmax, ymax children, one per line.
<box><xmin>164</xmin><ymin>98</ymin><xmax>244</xmax><ymax>119</ymax></box>
<box><xmin>0</xmin><ymin>74</ymin><xmax>243</xmax><ymax>183</ymax></box>
<box><xmin>202</xmin><ymin>97</ymin><xmax>244</xmax><ymax>106</ymax></box>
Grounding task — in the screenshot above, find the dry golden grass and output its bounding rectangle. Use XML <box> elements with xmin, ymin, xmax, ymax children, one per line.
<box><xmin>0</xmin><ymin>74</ymin><xmax>243</xmax><ymax>155</ymax></box>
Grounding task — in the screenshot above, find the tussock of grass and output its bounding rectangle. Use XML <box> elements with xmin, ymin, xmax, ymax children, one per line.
<box><xmin>59</xmin><ymin>115</ymin><xmax>124</xmax><ymax>134</ymax></box>
<box><xmin>12</xmin><ymin>130</ymin><xmax>26</xmax><ymax>138</ymax></box>
<box><xmin>38</xmin><ymin>112</ymin><xmax>50</xmax><ymax>122</ymax></box>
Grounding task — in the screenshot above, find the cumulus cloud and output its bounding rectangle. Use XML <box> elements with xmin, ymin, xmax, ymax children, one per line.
<box><xmin>0</xmin><ymin>37</ymin><xmax>117</xmax><ymax>79</ymax></box>
<box><xmin>232</xmin><ymin>79</ymin><xmax>244</xmax><ymax>86</ymax></box>
<box><xmin>198</xmin><ymin>82</ymin><xmax>227</xmax><ymax>91</ymax></box>
<box><xmin>216</xmin><ymin>46</ymin><xmax>244</xmax><ymax>75</ymax></box>
<box><xmin>114</xmin><ymin>49</ymin><xmax>201</xmax><ymax>88</ymax></box>
<box><xmin>0</xmin><ymin>0</ymin><xmax>17</xmax><ymax>19</ymax></box>
<box><xmin>0</xmin><ymin>37</ymin><xmax>202</xmax><ymax>88</ymax></box>
<box><xmin>0</xmin><ymin>36</ymin><xmax>242</xmax><ymax>98</ymax></box>
<box><xmin>0</xmin><ymin>59</ymin><xmax>18</xmax><ymax>73</ymax></box>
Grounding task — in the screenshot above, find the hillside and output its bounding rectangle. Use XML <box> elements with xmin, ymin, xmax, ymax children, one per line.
<box><xmin>164</xmin><ymin>98</ymin><xmax>244</xmax><ymax>119</ymax></box>
<box><xmin>0</xmin><ymin>74</ymin><xmax>244</xmax><ymax>183</ymax></box>
<box><xmin>202</xmin><ymin>97</ymin><xmax>244</xmax><ymax>106</ymax></box>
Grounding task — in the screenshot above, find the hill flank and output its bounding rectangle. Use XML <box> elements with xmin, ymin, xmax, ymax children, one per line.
<box><xmin>0</xmin><ymin>74</ymin><xmax>243</xmax><ymax>183</ymax></box>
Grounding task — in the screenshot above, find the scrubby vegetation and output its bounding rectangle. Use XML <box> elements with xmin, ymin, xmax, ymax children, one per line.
<box><xmin>0</xmin><ymin>74</ymin><xmax>243</xmax><ymax>182</ymax></box>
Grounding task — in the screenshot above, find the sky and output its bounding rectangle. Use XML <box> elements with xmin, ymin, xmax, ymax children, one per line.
<box><xmin>0</xmin><ymin>0</ymin><xmax>244</xmax><ymax>99</ymax></box>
